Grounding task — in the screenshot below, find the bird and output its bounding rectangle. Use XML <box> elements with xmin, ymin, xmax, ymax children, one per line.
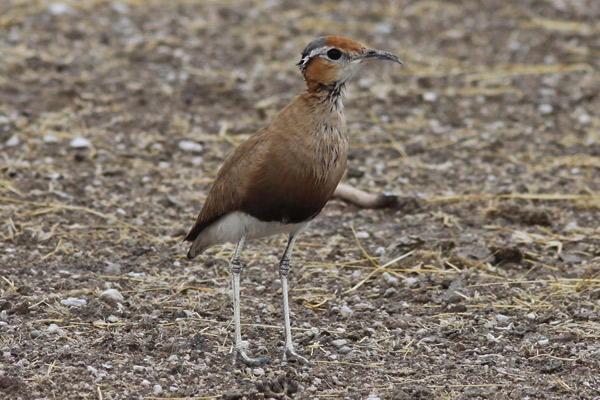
<box><xmin>184</xmin><ymin>36</ymin><xmax>402</xmax><ymax>366</ymax></box>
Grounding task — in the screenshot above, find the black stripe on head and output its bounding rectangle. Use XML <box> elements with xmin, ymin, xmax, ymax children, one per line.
<box><xmin>297</xmin><ymin>36</ymin><xmax>327</xmax><ymax>72</ymax></box>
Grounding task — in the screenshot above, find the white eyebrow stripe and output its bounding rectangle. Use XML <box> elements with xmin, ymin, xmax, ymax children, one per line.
<box><xmin>298</xmin><ymin>46</ymin><xmax>336</xmax><ymax>70</ymax></box>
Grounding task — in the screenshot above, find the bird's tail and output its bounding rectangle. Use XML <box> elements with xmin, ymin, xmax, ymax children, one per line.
<box><xmin>187</xmin><ymin>237</ymin><xmax>211</xmax><ymax>259</ymax></box>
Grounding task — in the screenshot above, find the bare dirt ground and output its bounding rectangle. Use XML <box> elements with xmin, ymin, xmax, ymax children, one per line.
<box><xmin>1</xmin><ymin>0</ymin><xmax>600</xmax><ymax>399</ymax></box>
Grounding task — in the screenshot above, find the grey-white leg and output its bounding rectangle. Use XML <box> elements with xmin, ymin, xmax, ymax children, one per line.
<box><xmin>230</xmin><ymin>237</ymin><xmax>268</xmax><ymax>366</ymax></box>
<box><xmin>279</xmin><ymin>235</ymin><xmax>309</xmax><ymax>364</ymax></box>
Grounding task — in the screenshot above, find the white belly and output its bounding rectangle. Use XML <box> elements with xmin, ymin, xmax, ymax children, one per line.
<box><xmin>210</xmin><ymin>211</ymin><xmax>308</xmax><ymax>242</ymax></box>
<box><xmin>188</xmin><ymin>211</ymin><xmax>309</xmax><ymax>257</ymax></box>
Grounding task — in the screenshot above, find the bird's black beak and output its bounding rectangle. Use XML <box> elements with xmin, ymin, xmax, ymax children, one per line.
<box><xmin>361</xmin><ymin>49</ymin><xmax>403</xmax><ymax>65</ymax></box>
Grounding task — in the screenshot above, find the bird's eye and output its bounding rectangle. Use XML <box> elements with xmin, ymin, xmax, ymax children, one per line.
<box><xmin>327</xmin><ymin>48</ymin><xmax>342</xmax><ymax>60</ymax></box>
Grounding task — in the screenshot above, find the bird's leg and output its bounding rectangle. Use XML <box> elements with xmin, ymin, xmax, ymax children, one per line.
<box><xmin>279</xmin><ymin>235</ymin><xmax>310</xmax><ymax>364</ymax></box>
<box><xmin>230</xmin><ymin>237</ymin><xmax>268</xmax><ymax>366</ymax></box>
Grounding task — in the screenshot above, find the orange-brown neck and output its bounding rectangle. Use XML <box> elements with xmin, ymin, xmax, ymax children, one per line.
<box><xmin>303</xmin><ymin>57</ymin><xmax>344</xmax><ymax>93</ymax></box>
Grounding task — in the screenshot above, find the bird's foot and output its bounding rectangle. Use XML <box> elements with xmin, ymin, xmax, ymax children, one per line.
<box><xmin>235</xmin><ymin>348</ymin><xmax>268</xmax><ymax>366</ymax></box>
<box><xmin>284</xmin><ymin>348</ymin><xmax>310</xmax><ymax>365</ymax></box>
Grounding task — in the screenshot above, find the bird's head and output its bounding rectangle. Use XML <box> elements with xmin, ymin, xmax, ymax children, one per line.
<box><xmin>297</xmin><ymin>36</ymin><xmax>402</xmax><ymax>92</ymax></box>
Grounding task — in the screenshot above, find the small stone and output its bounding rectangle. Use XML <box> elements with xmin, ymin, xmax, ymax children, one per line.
<box><xmin>340</xmin><ymin>305</ymin><xmax>354</xmax><ymax>317</ymax></box>
<box><xmin>87</xmin><ymin>365</ymin><xmax>98</xmax><ymax>375</ymax></box>
<box><xmin>338</xmin><ymin>346</ymin><xmax>352</xmax><ymax>354</ymax></box>
<box><xmin>383</xmin><ymin>287</ymin><xmax>397</xmax><ymax>297</ymax></box>
<box><xmin>178</xmin><ymin>140</ymin><xmax>203</xmax><ymax>153</ymax></box>
<box><xmin>69</xmin><ymin>137</ymin><xmax>91</xmax><ymax>148</ymax></box>
<box><xmin>60</xmin><ymin>298</ymin><xmax>87</xmax><ymax>307</ymax></box>
<box><xmin>153</xmin><ymin>385</ymin><xmax>163</xmax><ymax>395</ymax></box>
<box><xmin>99</xmin><ymin>289</ymin><xmax>124</xmax><ymax>304</ymax></box>
<box><xmin>48</xmin><ymin>3</ymin><xmax>73</xmax><ymax>15</ymax></box>
<box><xmin>0</xmin><ymin>321</ymin><xmax>8</xmax><ymax>328</ymax></box>
<box><xmin>43</xmin><ymin>134</ymin><xmax>59</xmax><ymax>143</ymax></box>
<box><xmin>537</xmin><ymin>338</ymin><xmax>549</xmax><ymax>346</ymax></box>
<box><xmin>526</xmin><ymin>313</ymin><xmax>536</xmax><ymax>320</ymax></box>
<box><xmin>423</xmin><ymin>92</ymin><xmax>437</xmax><ymax>102</ymax></box>
<box><xmin>223</xmin><ymin>392</ymin><xmax>243</xmax><ymax>400</ymax></box>
<box><xmin>30</xmin><ymin>330</ymin><xmax>42</xmax><ymax>338</ymax></box>
<box><xmin>404</xmin><ymin>277</ymin><xmax>418</xmax><ymax>287</ymax></box>
<box><xmin>141</xmin><ymin>379</ymin><xmax>150</xmax><ymax>386</ymax></box>
<box><xmin>578</xmin><ymin>113</ymin><xmax>591</xmax><ymax>124</ymax></box>
<box><xmin>381</xmin><ymin>272</ymin><xmax>399</xmax><ymax>287</ymax></box>
<box><xmin>356</xmin><ymin>231</ymin><xmax>370</xmax><ymax>239</ymax></box>
<box><xmin>111</xmin><ymin>2</ymin><xmax>129</xmax><ymax>13</ymax></box>
<box><xmin>496</xmin><ymin>314</ymin><xmax>510</xmax><ymax>322</ymax></box>
<box><xmin>0</xmin><ymin>310</ymin><xmax>7</xmax><ymax>321</ymax></box>
<box><xmin>107</xmin><ymin>315</ymin><xmax>119</xmax><ymax>323</ymax></box>
<box><xmin>252</xmin><ymin>367</ymin><xmax>265</xmax><ymax>376</ymax></box>
<box><xmin>48</xmin><ymin>323</ymin><xmax>59</xmax><ymax>333</ymax></box>
<box><xmin>5</xmin><ymin>135</ymin><xmax>20</xmax><ymax>147</ymax></box>
<box><xmin>133</xmin><ymin>365</ymin><xmax>145</xmax><ymax>372</ymax></box>
<box><xmin>332</xmin><ymin>339</ymin><xmax>348</xmax><ymax>347</ymax></box>
<box><xmin>538</xmin><ymin>104</ymin><xmax>553</xmax><ymax>114</ymax></box>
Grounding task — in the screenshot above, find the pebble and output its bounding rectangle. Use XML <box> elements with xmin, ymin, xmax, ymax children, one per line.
<box><xmin>99</xmin><ymin>288</ymin><xmax>124</xmax><ymax>304</ymax></box>
<box><xmin>111</xmin><ymin>2</ymin><xmax>129</xmax><ymax>13</ymax></box>
<box><xmin>30</xmin><ymin>330</ymin><xmax>42</xmax><ymax>338</ymax></box>
<box><xmin>340</xmin><ymin>305</ymin><xmax>354</xmax><ymax>317</ymax></box>
<box><xmin>48</xmin><ymin>323</ymin><xmax>59</xmax><ymax>333</ymax></box>
<box><xmin>253</xmin><ymin>367</ymin><xmax>265</xmax><ymax>376</ymax></box>
<box><xmin>338</xmin><ymin>346</ymin><xmax>352</xmax><ymax>354</ymax></box>
<box><xmin>332</xmin><ymin>339</ymin><xmax>347</xmax><ymax>347</ymax></box>
<box><xmin>527</xmin><ymin>313</ymin><xmax>537</xmax><ymax>320</ymax></box>
<box><xmin>43</xmin><ymin>134</ymin><xmax>59</xmax><ymax>143</ymax></box>
<box><xmin>381</xmin><ymin>272</ymin><xmax>399</xmax><ymax>287</ymax></box>
<box><xmin>61</xmin><ymin>298</ymin><xmax>87</xmax><ymax>307</ymax></box>
<box><xmin>5</xmin><ymin>135</ymin><xmax>20</xmax><ymax>147</ymax></box>
<box><xmin>383</xmin><ymin>287</ymin><xmax>397</xmax><ymax>297</ymax></box>
<box><xmin>366</xmin><ymin>395</ymin><xmax>381</xmax><ymax>400</ymax></box>
<box><xmin>153</xmin><ymin>385</ymin><xmax>163</xmax><ymax>395</ymax></box>
<box><xmin>404</xmin><ymin>277</ymin><xmax>418</xmax><ymax>287</ymax></box>
<box><xmin>178</xmin><ymin>140</ymin><xmax>203</xmax><ymax>153</ymax></box>
<box><xmin>87</xmin><ymin>365</ymin><xmax>98</xmax><ymax>375</ymax></box>
<box><xmin>538</xmin><ymin>104</ymin><xmax>553</xmax><ymax>114</ymax></box>
<box><xmin>356</xmin><ymin>231</ymin><xmax>370</xmax><ymax>239</ymax></box>
<box><xmin>578</xmin><ymin>113</ymin><xmax>591</xmax><ymax>124</ymax></box>
<box><xmin>0</xmin><ymin>310</ymin><xmax>7</xmax><ymax>321</ymax></box>
<box><xmin>423</xmin><ymin>92</ymin><xmax>437</xmax><ymax>102</ymax></box>
<box><xmin>141</xmin><ymin>379</ymin><xmax>150</xmax><ymax>386</ymax></box>
<box><xmin>107</xmin><ymin>315</ymin><xmax>119</xmax><ymax>323</ymax></box>
<box><xmin>48</xmin><ymin>3</ymin><xmax>73</xmax><ymax>15</ymax></box>
<box><xmin>0</xmin><ymin>322</ymin><xmax>7</xmax><ymax>328</ymax></box>
<box><xmin>496</xmin><ymin>314</ymin><xmax>510</xmax><ymax>322</ymax></box>
<box><xmin>133</xmin><ymin>365</ymin><xmax>145</xmax><ymax>372</ymax></box>
<box><xmin>538</xmin><ymin>338</ymin><xmax>549</xmax><ymax>346</ymax></box>
<box><xmin>69</xmin><ymin>137</ymin><xmax>91</xmax><ymax>148</ymax></box>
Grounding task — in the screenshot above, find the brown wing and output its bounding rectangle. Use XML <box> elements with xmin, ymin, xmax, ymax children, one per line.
<box><xmin>183</xmin><ymin>128</ymin><xmax>269</xmax><ymax>242</ymax></box>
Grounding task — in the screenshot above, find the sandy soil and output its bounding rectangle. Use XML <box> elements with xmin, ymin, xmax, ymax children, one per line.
<box><xmin>1</xmin><ymin>0</ymin><xmax>600</xmax><ymax>399</ymax></box>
